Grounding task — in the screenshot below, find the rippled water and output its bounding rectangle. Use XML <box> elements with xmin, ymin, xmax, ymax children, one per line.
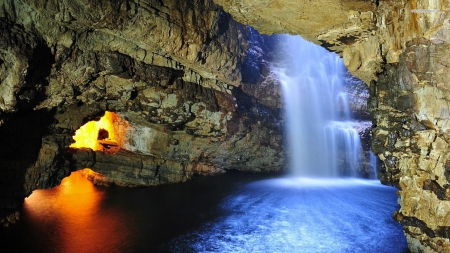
<box><xmin>0</xmin><ymin>171</ymin><xmax>408</xmax><ymax>252</ymax></box>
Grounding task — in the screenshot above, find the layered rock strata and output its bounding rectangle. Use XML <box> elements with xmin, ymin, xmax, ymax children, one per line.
<box><xmin>0</xmin><ymin>0</ymin><xmax>285</xmax><ymax>227</ymax></box>
<box><xmin>371</xmin><ymin>37</ymin><xmax>450</xmax><ymax>253</ymax></box>
<box><xmin>214</xmin><ymin>0</ymin><xmax>379</xmax><ymax>84</ymax></box>
<box><xmin>371</xmin><ymin>2</ymin><xmax>450</xmax><ymax>252</ymax></box>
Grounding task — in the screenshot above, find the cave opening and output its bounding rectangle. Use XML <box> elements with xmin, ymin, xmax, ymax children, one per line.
<box><xmin>68</xmin><ymin>111</ymin><xmax>130</xmax><ymax>185</ymax></box>
<box><xmin>70</xmin><ymin>111</ymin><xmax>125</xmax><ymax>154</ymax></box>
<box><xmin>4</xmin><ymin>0</ymin><xmax>449</xmax><ymax>250</ymax></box>
<box><xmin>0</xmin><ymin>2</ymin><xmax>406</xmax><ymax>251</ymax></box>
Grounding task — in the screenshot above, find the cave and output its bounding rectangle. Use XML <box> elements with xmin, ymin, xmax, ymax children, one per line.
<box><xmin>1</xmin><ymin>0</ymin><xmax>449</xmax><ymax>252</ymax></box>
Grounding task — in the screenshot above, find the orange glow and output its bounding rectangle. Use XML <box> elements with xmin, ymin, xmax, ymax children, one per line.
<box><xmin>24</xmin><ymin>171</ymin><xmax>131</xmax><ymax>253</ymax></box>
<box><xmin>70</xmin><ymin>111</ymin><xmax>123</xmax><ymax>151</ymax></box>
<box><xmin>80</xmin><ymin>168</ymin><xmax>110</xmax><ymax>186</ymax></box>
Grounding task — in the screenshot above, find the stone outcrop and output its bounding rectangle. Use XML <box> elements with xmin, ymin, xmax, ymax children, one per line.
<box><xmin>370</xmin><ymin>2</ymin><xmax>450</xmax><ymax>252</ymax></box>
<box><xmin>0</xmin><ymin>0</ymin><xmax>285</xmax><ymax>227</ymax></box>
<box><xmin>213</xmin><ymin>0</ymin><xmax>376</xmax><ymax>46</ymax></box>
<box><xmin>343</xmin><ymin>72</ymin><xmax>371</xmax><ymax>121</ymax></box>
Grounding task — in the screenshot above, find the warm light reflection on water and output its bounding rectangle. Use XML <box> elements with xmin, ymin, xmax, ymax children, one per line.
<box><xmin>2</xmin><ymin>173</ymin><xmax>408</xmax><ymax>252</ymax></box>
<box><xmin>24</xmin><ymin>171</ymin><xmax>131</xmax><ymax>253</ymax></box>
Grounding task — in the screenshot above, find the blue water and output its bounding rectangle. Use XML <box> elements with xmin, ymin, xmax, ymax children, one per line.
<box><xmin>163</xmin><ymin>177</ymin><xmax>409</xmax><ymax>252</ymax></box>
<box><xmin>0</xmin><ymin>172</ymin><xmax>408</xmax><ymax>252</ymax></box>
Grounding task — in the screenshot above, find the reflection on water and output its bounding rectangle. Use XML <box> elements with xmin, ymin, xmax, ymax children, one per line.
<box><xmin>8</xmin><ymin>172</ymin><xmax>132</xmax><ymax>253</ymax></box>
<box><xmin>0</xmin><ymin>172</ymin><xmax>408</xmax><ymax>252</ymax></box>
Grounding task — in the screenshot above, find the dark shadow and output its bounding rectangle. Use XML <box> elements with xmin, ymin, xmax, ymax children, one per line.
<box><xmin>17</xmin><ymin>42</ymin><xmax>55</xmax><ymax>110</ymax></box>
<box><xmin>0</xmin><ymin>109</ymin><xmax>53</xmax><ymax>216</ymax></box>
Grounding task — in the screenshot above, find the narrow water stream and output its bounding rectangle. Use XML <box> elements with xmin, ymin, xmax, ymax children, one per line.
<box><xmin>0</xmin><ymin>171</ymin><xmax>408</xmax><ymax>252</ymax></box>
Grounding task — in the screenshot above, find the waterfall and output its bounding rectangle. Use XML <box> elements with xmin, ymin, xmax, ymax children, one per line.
<box><xmin>276</xmin><ymin>35</ymin><xmax>363</xmax><ymax>177</ymax></box>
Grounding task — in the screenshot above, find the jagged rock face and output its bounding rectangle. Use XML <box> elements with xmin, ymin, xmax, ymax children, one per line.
<box><xmin>343</xmin><ymin>73</ymin><xmax>371</xmax><ymax>121</ymax></box>
<box><xmin>370</xmin><ymin>38</ymin><xmax>450</xmax><ymax>253</ymax></box>
<box><xmin>369</xmin><ymin>2</ymin><xmax>450</xmax><ymax>252</ymax></box>
<box><xmin>0</xmin><ymin>0</ymin><xmax>375</xmax><ymax>228</ymax></box>
<box><xmin>0</xmin><ymin>0</ymin><xmax>251</xmax><ymax>96</ymax></box>
<box><xmin>2</xmin><ymin>0</ymin><xmax>449</xmax><ymax>251</ymax></box>
<box><xmin>213</xmin><ymin>0</ymin><xmax>376</xmax><ymax>45</ymax></box>
<box><xmin>0</xmin><ymin>0</ymin><xmax>286</xmax><ymax>227</ymax></box>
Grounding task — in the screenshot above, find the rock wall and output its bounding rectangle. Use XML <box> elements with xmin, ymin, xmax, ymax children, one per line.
<box><xmin>0</xmin><ymin>0</ymin><xmax>285</xmax><ymax>227</ymax></box>
<box><xmin>370</xmin><ymin>39</ymin><xmax>450</xmax><ymax>252</ymax></box>
<box><xmin>371</xmin><ymin>1</ymin><xmax>450</xmax><ymax>252</ymax></box>
<box><xmin>370</xmin><ymin>17</ymin><xmax>450</xmax><ymax>253</ymax></box>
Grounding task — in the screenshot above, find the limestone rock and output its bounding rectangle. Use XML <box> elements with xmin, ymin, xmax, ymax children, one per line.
<box><xmin>213</xmin><ymin>0</ymin><xmax>375</xmax><ymax>44</ymax></box>
<box><xmin>80</xmin><ymin>169</ymin><xmax>110</xmax><ymax>187</ymax></box>
<box><xmin>2</xmin><ymin>0</ymin><xmax>450</xmax><ymax>251</ymax></box>
<box><xmin>0</xmin><ymin>19</ymin><xmax>51</xmax><ymax>114</ymax></box>
<box><xmin>343</xmin><ymin>72</ymin><xmax>370</xmax><ymax>120</ymax></box>
<box><xmin>0</xmin><ymin>0</ymin><xmax>251</xmax><ymax>92</ymax></box>
<box><xmin>215</xmin><ymin>0</ymin><xmax>450</xmax><ymax>251</ymax></box>
<box><xmin>367</xmin><ymin>2</ymin><xmax>450</xmax><ymax>251</ymax></box>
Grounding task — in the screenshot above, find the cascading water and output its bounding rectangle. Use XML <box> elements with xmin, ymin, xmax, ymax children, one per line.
<box><xmin>276</xmin><ymin>35</ymin><xmax>363</xmax><ymax>177</ymax></box>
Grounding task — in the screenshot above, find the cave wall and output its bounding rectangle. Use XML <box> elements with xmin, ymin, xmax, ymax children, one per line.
<box><xmin>371</xmin><ymin>2</ymin><xmax>450</xmax><ymax>251</ymax></box>
<box><xmin>214</xmin><ymin>0</ymin><xmax>380</xmax><ymax>85</ymax></box>
<box><xmin>0</xmin><ymin>0</ymin><xmax>286</xmax><ymax>226</ymax></box>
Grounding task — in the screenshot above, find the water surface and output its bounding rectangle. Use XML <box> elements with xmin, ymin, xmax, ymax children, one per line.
<box><xmin>0</xmin><ymin>172</ymin><xmax>408</xmax><ymax>252</ymax></box>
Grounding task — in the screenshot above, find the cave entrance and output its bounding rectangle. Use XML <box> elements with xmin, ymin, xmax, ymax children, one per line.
<box><xmin>70</xmin><ymin>111</ymin><xmax>130</xmax><ymax>185</ymax></box>
<box><xmin>70</xmin><ymin>111</ymin><xmax>128</xmax><ymax>154</ymax></box>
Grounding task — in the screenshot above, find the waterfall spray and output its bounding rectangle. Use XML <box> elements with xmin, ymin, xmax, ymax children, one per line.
<box><xmin>277</xmin><ymin>35</ymin><xmax>363</xmax><ymax>177</ymax></box>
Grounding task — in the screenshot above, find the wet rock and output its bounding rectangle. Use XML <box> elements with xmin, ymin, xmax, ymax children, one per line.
<box><xmin>371</xmin><ymin>36</ymin><xmax>450</xmax><ymax>252</ymax></box>
<box><xmin>215</xmin><ymin>0</ymin><xmax>450</xmax><ymax>249</ymax></box>
<box><xmin>343</xmin><ymin>73</ymin><xmax>371</xmax><ymax>120</ymax></box>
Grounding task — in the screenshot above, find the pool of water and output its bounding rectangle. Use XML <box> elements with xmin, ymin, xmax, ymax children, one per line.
<box><xmin>0</xmin><ymin>171</ymin><xmax>408</xmax><ymax>252</ymax></box>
